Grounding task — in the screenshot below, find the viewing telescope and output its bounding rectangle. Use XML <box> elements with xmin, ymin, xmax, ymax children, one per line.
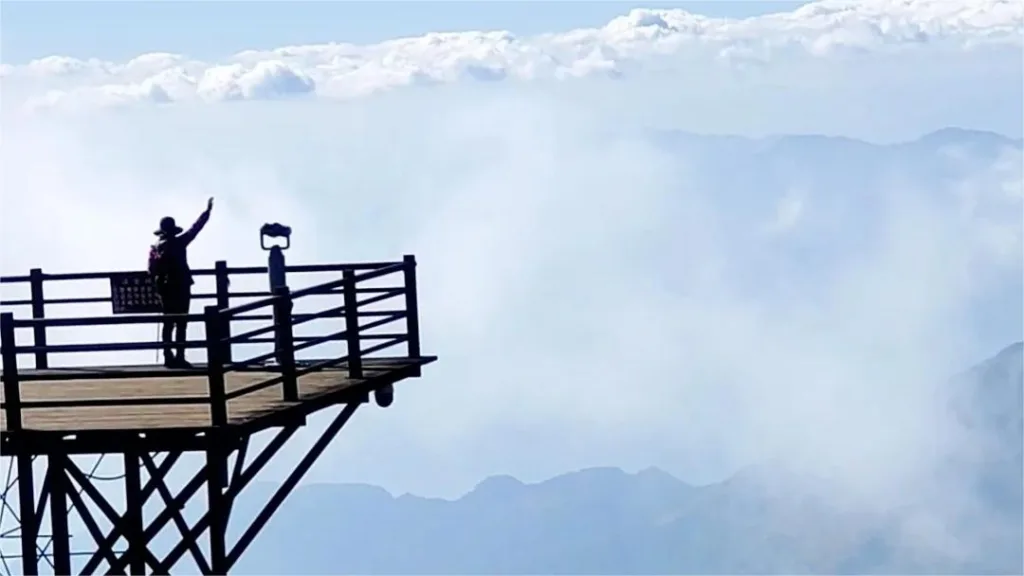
<box><xmin>261</xmin><ymin>222</ymin><xmax>292</xmax><ymax>290</ymax></box>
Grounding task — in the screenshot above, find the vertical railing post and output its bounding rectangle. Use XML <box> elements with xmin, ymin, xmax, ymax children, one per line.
<box><xmin>204</xmin><ymin>306</ymin><xmax>228</xmax><ymax>427</ymax></box>
<box><xmin>402</xmin><ymin>255</ymin><xmax>421</xmax><ymax>360</ymax></box>
<box><xmin>273</xmin><ymin>286</ymin><xmax>298</xmax><ymax>401</ymax></box>
<box><xmin>1</xmin><ymin>312</ymin><xmax>22</xmax><ymax>432</ymax></box>
<box><xmin>343</xmin><ymin>269</ymin><xmax>362</xmax><ymax>379</ymax></box>
<box><xmin>214</xmin><ymin>260</ymin><xmax>233</xmax><ymax>364</ymax></box>
<box><xmin>29</xmin><ymin>268</ymin><xmax>48</xmax><ymax>369</ymax></box>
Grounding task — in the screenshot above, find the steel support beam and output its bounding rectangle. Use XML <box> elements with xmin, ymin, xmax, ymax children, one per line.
<box><xmin>16</xmin><ymin>453</ymin><xmax>39</xmax><ymax>576</ymax></box>
<box><xmin>207</xmin><ymin>440</ymin><xmax>228</xmax><ymax>575</ymax></box>
<box><xmin>47</xmin><ymin>453</ymin><xmax>71</xmax><ymax>576</ymax></box>
<box><xmin>6</xmin><ymin>402</ymin><xmax>363</xmax><ymax>575</ymax></box>
<box><xmin>122</xmin><ymin>452</ymin><xmax>145</xmax><ymax>575</ymax></box>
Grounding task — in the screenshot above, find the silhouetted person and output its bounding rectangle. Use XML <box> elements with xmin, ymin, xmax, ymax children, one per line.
<box><xmin>149</xmin><ymin>198</ymin><xmax>214</xmax><ymax>368</ymax></box>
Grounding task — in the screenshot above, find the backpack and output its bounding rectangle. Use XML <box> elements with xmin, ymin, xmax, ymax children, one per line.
<box><xmin>148</xmin><ymin>243</ymin><xmax>168</xmax><ymax>283</ymax></box>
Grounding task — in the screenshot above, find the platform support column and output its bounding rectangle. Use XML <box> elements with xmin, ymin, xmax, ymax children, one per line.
<box><xmin>123</xmin><ymin>451</ymin><xmax>147</xmax><ymax>575</ymax></box>
<box><xmin>17</xmin><ymin>452</ymin><xmax>39</xmax><ymax>576</ymax></box>
<box><xmin>47</xmin><ymin>452</ymin><xmax>72</xmax><ymax>576</ymax></box>
<box><xmin>207</xmin><ymin>440</ymin><xmax>229</xmax><ymax>575</ymax></box>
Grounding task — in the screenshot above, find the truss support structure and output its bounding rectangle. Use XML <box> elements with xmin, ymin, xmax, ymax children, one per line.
<box><xmin>1</xmin><ymin>402</ymin><xmax>361</xmax><ymax>575</ymax></box>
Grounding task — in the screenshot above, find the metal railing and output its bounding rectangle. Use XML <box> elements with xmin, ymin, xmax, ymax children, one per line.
<box><xmin>0</xmin><ymin>256</ymin><xmax>422</xmax><ymax>431</ymax></box>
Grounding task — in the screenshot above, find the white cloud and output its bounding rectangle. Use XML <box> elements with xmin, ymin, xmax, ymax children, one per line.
<box><xmin>197</xmin><ymin>60</ymin><xmax>316</xmax><ymax>101</ymax></box>
<box><xmin>5</xmin><ymin>0</ymin><xmax>1022</xmax><ymax>112</ymax></box>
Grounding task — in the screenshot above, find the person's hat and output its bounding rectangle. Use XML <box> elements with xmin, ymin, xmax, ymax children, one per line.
<box><xmin>155</xmin><ymin>216</ymin><xmax>184</xmax><ymax>236</ymax></box>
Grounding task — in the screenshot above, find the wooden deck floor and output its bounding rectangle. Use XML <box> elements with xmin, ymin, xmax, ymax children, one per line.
<box><xmin>1</xmin><ymin>357</ymin><xmax>421</xmax><ymax>433</ymax></box>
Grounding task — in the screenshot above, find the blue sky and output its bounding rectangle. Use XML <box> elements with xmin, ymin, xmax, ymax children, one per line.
<box><xmin>2</xmin><ymin>1</ymin><xmax>808</xmax><ymax>63</ymax></box>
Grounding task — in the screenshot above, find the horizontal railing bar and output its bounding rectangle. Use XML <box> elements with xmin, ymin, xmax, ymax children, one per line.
<box><xmin>0</xmin><ymin>261</ymin><xmax>401</xmax><ymax>284</ymax></box>
<box><xmin>0</xmin><ymin>288</ymin><xmax>399</xmax><ymax>310</ymax></box>
<box><xmin>231</xmin><ymin>313</ymin><xmax>300</xmax><ymax>322</ymax></box>
<box><xmin>2</xmin><ymin>296</ymin><xmax>111</xmax><ymax>307</ymax></box>
<box><xmin>277</xmin><ymin>263</ymin><xmax>403</xmax><ymax>302</ymax></box>
<box><xmin>13</xmin><ymin>340</ymin><xmax>207</xmax><ymax>354</ymax></box>
<box><xmin>290</xmin><ymin>272</ymin><xmax>371</xmax><ymax>301</ymax></box>
<box><xmin>290</xmin><ymin>336</ymin><xmax>406</xmax><ymax>380</ymax></box>
<box><xmin>221</xmin><ymin>292</ymin><xmax>288</xmax><ymax>318</ymax></box>
<box><xmin>222</xmin><ymin>311</ymin><xmax>402</xmax><ymax>372</ymax></box>
<box><xmin>224</xmin><ymin>322</ymin><xmax>282</xmax><ymax>346</ymax></box>
<box><xmin>352</xmin><ymin>288</ymin><xmax>404</xmax><ymax>310</ymax></box>
<box><xmin>357</xmin><ymin>309</ymin><xmax>406</xmax><ymax>318</ymax></box>
<box><xmin>5</xmin><ymin>395</ymin><xmax>210</xmax><ymax>409</ymax></box>
<box><xmin>289</xmin><ymin>327</ymin><xmax>349</xmax><ymax>357</ymax></box>
<box><xmin>221</xmin><ymin>264</ymin><xmax>401</xmax><ymax>318</ymax></box>
<box><xmin>207</xmin><ymin>261</ymin><xmax>397</xmax><ymax>275</ymax></box>
<box><xmin>241</xmin><ymin>333</ymin><xmax>402</xmax><ymax>345</ymax></box>
<box><xmin>290</xmin><ymin>303</ymin><xmax>347</xmax><ymax>331</ymax></box>
<box><xmin>245</xmin><ymin>289</ymin><xmax>401</xmax><ymax>333</ymax></box>
<box><xmin>11</xmin><ymin>330</ymin><xmax>409</xmax><ymax>357</ymax></box>
<box><xmin>358</xmin><ymin>312</ymin><xmax>405</xmax><ymax>334</ymax></box>
<box><xmin>12</xmin><ymin>313</ymin><xmax>203</xmax><ymax>328</ymax></box>
<box><xmin>232</xmin><ymin>308</ymin><xmax>402</xmax><ymax>323</ymax></box>
<box><xmin>351</xmin><ymin>262</ymin><xmax>405</xmax><ymax>284</ymax></box>
<box><xmin>359</xmin><ymin>335</ymin><xmax>408</xmax><ymax>358</ymax></box>
<box><xmin>221</xmin><ymin>291</ymin><xmax>399</xmax><ymax>335</ymax></box>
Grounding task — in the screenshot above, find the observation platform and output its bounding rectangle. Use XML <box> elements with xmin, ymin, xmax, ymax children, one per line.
<box><xmin>0</xmin><ymin>256</ymin><xmax>437</xmax><ymax>455</ymax></box>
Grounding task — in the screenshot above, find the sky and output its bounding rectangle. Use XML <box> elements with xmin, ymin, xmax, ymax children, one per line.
<box><xmin>0</xmin><ymin>0</ymin><xmax>1022</xmax><ymax>571</ymax></box>
<box><xmin>1</xmin><ymin>1</ymin><xmax>808</xmax><ymax>63</ymax></box>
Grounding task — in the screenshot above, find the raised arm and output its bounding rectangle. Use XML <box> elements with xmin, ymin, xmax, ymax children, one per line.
<box><xmin>180</xmin><ymin>197</ymin><xmax>213</xmax><ymax>246</ymax></box>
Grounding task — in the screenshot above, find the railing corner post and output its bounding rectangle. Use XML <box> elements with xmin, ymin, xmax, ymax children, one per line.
<box><xmin>214</xmin><ymin>260</ymin><xmax>233</xmax><ymax>364</ymax></box>
<box><xmin>1</xmin><ymin>312</ymin><xmax>22</xmax><ymax>431</ymax></box>
<box><xmin>272</xmin><ymin>286</ymin><xmax>298</xmax><ymax>401</ymax></box>
<box><xmin>342</xmin><ymin>269</ymin><xmax>363</xmax><ymax>379</ymax></box>
<box><xmin>204</xmin><ymin>305</ymin><xmax>228</xmax><ymax>427</ymax></box>
<box><xmin>29</xmin><ymin>267</ymin><xmax>48</xmax><ymax>369</ymax></box>
<box><xmin>402</xmin><ymin>255</ymin><xmax>421</xmax><ymax>360</ymax></box>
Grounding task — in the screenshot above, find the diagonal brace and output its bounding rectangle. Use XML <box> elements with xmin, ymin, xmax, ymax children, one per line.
<box><xmin>227</xmin><ymin>402</ymin><xmax>360</xmax><ymax>568</ymax></box>
<box><xmin>63</xmin><ymin>458</ymin><xmax>163</xmax><ymax>573</ymax></box>
<box><xmin>155</xmin><ymin>425</ymin><xmax>299</xmax><ymax>571</ymax></box>
<box><xmin>139</xmin><ymin>453</ymin><xmax>211</xmax><ymax>575</ymax></box>
<box><xmin>79</xmin><ymin>452</ymin><xmax>182</xmax><ymax>576</ymax></box>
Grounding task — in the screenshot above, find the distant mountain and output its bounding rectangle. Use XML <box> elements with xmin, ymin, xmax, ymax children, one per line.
<box><xmin>232</xmin><ymin>342</ymin><xmax>1023</xmax><ymax>575</ymax></box>
<box><xmin>648</xmin><ymin>127</ymin><xmax>1022</xmax><ymax>358</ymax></box>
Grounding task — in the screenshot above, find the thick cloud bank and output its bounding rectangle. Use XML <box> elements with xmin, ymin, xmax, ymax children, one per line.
<box><xmin>2</xmin><ymin>0</ymin><xmax>1022</xmax><ymax>112</ymax></box>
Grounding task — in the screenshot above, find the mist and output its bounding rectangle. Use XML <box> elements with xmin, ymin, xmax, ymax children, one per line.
<box><xmin>2</xmin><ymin>58</ymin><xmax>1022</xmax><ymax>567</ymax></box>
